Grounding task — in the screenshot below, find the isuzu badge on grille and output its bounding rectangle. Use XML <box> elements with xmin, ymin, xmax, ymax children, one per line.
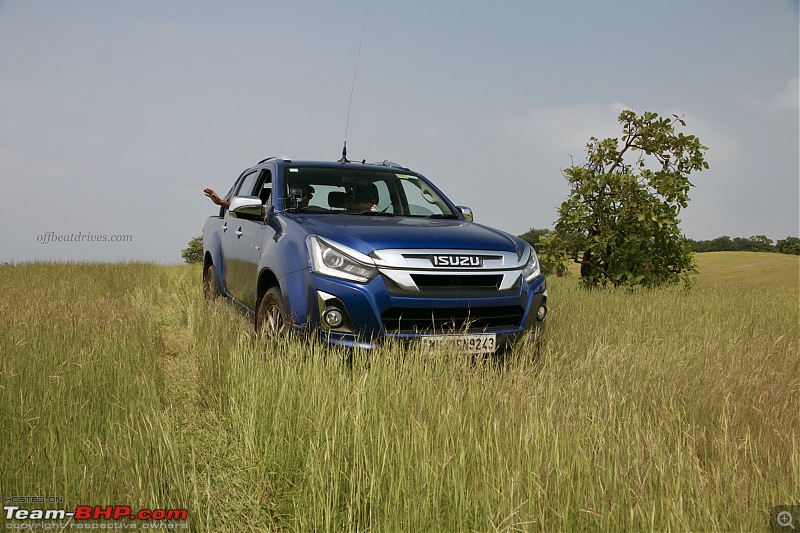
<box><xmin>431</xmin><ymin>255</ymin><xmax>483</xmax><ymax>267</ymax></box>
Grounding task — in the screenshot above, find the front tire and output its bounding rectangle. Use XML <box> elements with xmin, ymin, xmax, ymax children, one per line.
<box><xmin>203</xmin><ymin>263</ymin><xmax>221</xmax><ymax>299</ymax></box>
<box><xmin>257</xmin><ymin>287</ymin><xmax>288</xmax><ymax>338</ymax></box>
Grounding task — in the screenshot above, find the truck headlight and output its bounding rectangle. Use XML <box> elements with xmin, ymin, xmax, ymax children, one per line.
<box><xmin>522</xmin><ymin>245</ymin><xmax>541</xmax><ymax>282</ymax></box>
<box><xmin>307</xmin><ymin>236</ymin><xmax>377</xmax><ymax>283</ymax></box>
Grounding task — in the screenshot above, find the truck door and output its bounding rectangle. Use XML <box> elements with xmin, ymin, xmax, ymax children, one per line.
<box><xmin>219</xmin><ymin>208</ymin><xmax>237</xmax><ymax>295</ymax></box>
<box><xmin>235</xmin><ymin>169</ymin><xmax>274</xmax><ymax>311</ymax></box>
<box><xmin>222</xmin><ymin>169</ymin><xmax>260</xmax><ymax>302</ymax></box>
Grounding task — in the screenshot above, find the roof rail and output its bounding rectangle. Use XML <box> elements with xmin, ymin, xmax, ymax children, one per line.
<box><xmin>369</xmin><ymin>160</ymin><xmax>408</xmax><ymax>171</ymax></box>
<box><xmin>258</xmin><ymin>156</ymin><xmax>292</xmax><ymax>164</ymax></box>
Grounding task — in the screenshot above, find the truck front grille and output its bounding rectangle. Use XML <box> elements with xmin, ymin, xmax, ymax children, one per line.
<box><xmin>381</xmin><ymin>306</ymin><xmax>524</xmax><ymax>334</ymax></box>
<box><xmin>409</xmin><ymin>274</ymin><xmax>502</xmax><ymax>289</ymax></box>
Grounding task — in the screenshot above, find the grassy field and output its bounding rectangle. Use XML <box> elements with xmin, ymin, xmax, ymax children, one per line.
<box><xmin>1</xmin><ymin>252</ymin><xmax>798</xmax><ymax>531</ymax></box>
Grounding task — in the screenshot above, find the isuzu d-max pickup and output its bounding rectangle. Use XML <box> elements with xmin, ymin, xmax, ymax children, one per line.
<box><xmin>202</xmin><ymin>157</ymin><xmax>547</xmax><ymax>354</ymax></box>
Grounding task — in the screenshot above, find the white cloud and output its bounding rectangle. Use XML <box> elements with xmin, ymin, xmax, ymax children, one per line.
<box><xmin>773</xmin><ymin>77</ymin><xmax>799</xmax><ymax>110</ymax></box>
<box><xmin>493</xmin><ymin>102</ymin><xmax>629</xmax><ymax>159</ymax></box>
<box><xmin>492</xmin><ymin>103</ymin><xmax>740</xmax><ymax>167</ymax></box>
<box><xmin>482</xmin><ymin>103</ymin><xmax>749</xmax><ymax>236</ymax></box>
<box><xmin>666</xmin><ymin>109</ymin><xmax>741</xmax><ymax>166</ymax></box>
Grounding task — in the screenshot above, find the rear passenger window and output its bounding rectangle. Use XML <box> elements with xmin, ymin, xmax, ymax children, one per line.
<box><xmin>236</xmin><ymin>171</ymin><xmax>259</xmax><ymax>197</ymax></box>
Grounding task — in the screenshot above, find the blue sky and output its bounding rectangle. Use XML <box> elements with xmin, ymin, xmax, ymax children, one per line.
<box><xmin>1</xmin><ymin>0</ymin><xmax>797</xmax><ymax>263</ymax></box>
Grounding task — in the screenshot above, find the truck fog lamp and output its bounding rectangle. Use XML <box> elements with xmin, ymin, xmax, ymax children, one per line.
<box><xmin>323</xmin><ymin>307</ymin><xmax>345</xmax><ymax>328</ymax></box>
<box><xmin>537</xmin><ymin>305</ymin><xmax>547</xmax><ymax>321</ymax></box>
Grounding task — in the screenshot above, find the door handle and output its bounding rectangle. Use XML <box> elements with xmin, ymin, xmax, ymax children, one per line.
<box><xmin>221</xmin><ymin>222</ymin><xmax>228</xmax><ymax>232</ymax></box>
<box><xmin>235</xmin><ymin>228</ymin><xmax>243</xmax><ymax>237</ymax></box>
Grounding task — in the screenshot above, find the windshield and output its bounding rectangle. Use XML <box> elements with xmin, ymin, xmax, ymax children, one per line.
<box><xmin>283</xmin><ymin>166</ymin><xmax>459</xmax><ymax>218</ymax></box>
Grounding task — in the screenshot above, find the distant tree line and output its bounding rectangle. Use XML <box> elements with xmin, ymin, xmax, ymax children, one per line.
<box><xmin>687</xmin><ymin>235</ymin><xmax>800</xmax><ymax>255</ymax></box>
<box><xmin>519</xmin><ymin>229</ymin><xmax>799</xmax><ymax>275</ymax></box>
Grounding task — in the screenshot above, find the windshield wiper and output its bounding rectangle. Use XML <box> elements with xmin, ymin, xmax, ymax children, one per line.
<box><xmin>349</xmin><ymin>210</ymin><xmax>395</xmax><ymax>217</ymax></box>
<box><xmin>426</xmin><ymin>214</ymin><xmax>460</xmax><ymax>219</ymax></box>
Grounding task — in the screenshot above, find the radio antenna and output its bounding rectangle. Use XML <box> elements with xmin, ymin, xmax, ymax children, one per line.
<box><xmin>340</xmin><ymin>0</ymin><xmax>370</xmax><ymax>163</ymax></box>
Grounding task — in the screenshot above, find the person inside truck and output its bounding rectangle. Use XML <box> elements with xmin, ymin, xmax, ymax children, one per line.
<box><xmin>204</xmin><ymin>170</ymin><xmax>274</xmax><ymax>213</ymax></box>
<box><xmin>205</xmin><ymin>182</ymin><xmax>312</xmax><ymax>211</ymax></box>
<box><xmin>203</xmin><ymin>188</ymin><xmax>230</xmax><ymax>211</ymax></box>
<box><xmin>293</xmin><ymin>183</ymin><xmax>315</xmax><ymax>207</ymax></box>
<box><xmin>348</xmin><ymin>183</ymin><xmax>378</xmax><ymax>212</ymax></box>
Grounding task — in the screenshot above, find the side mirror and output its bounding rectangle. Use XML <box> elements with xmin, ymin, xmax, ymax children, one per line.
<box><xmin>229</xmin><ymin>196</ymin><xmax>264</xmax><ymax>219</ymax></box>
<box><xmin>458</xmin><ymin>206</ymin><xmax>473</xmax><ymax>222</ymax></box>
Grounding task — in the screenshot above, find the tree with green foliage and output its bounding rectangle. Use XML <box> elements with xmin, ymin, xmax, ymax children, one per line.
<box><xmin>518</xmin><ymin>228</ymin><xmax>550</xmax><ymax>252</ymax></box>
<box><xmin>542</xmin><ymin>110</ymin><xmax>708</xmax><ymax>287</ymax></box>
<box><xmin>709</xmin><ymin>235</ymin><xmax>734</xmax><ymax>251</ymax></box>
<box><xmin>181</xmin><ymin>235</ymin><xmax>203</xmax><ymax>264</ymax></box>
<box><xmin>742</xmin><ymin>235</ymin><xmax>774</xmax><ymax>252</ymax></box>
<box><xmin>686</xmin><ymin>238</ymin><xmax>711</xmax><ymax>253</ymax></box>
<box><xmin>776</xmin><ymin>236</ymin><xmax>800</xmax><ymax>255</ymax></box>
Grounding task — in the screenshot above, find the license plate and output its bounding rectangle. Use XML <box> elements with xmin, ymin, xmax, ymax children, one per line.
<box><xmin>419</xmin><ymin>334</ymin><xmax>497</xmax><ymax>354</ymax></box>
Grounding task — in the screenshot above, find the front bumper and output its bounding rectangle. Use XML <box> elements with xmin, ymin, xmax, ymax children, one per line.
<box><xmin>280</xmin><ymin>268</ymin><xmax>547</xmax><ymax>352</ymax></box>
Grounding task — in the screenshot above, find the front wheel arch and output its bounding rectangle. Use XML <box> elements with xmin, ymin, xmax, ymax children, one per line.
<box><xmin>256</xmin><ymin>286</ymin><xmax>288</xmax><ymax>338</ymax></box>
<box><xmin>203</xmin><ymin>261</ymin><xmax>221</xmax><ymax>299</ymax></box>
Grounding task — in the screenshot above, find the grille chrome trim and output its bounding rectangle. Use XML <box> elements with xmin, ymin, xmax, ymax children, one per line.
<box><xmin>372</xmin><ymin>248</ymin><xmax>527</xmax><ymax>292</ymax></box>
<box><xmin>371</xmin><ymin>249</ymin><xmax>523</xmax><ymax>270</ymax></box>
<box><xmin>379</xmin><ymin>269</ymin><xmax>521</xmax><ymax>291</ymax></box>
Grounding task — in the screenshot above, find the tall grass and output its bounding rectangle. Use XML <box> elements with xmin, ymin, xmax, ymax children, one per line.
<box><xmin>0</xmin><ymin>263</ymin><xmax>186</xmax><ymax>510</ymax></box>
<box><xmin>1</xmin><ymin>254</ymin><xmax>798</xmax><ymax>531</ymax></box>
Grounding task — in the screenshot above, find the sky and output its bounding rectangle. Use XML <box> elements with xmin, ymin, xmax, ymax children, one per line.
<box><xmin>0</xmin><ymin>0</ymin><xmax>797</xmax><ymax>263</ymax></box>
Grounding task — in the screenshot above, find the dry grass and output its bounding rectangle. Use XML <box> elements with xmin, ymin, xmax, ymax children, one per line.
<box><xmin>1</xmin><ymin>253</ymin><xmax>798</xmax><ymax>531</ymax></box>
<box><xmin>694</xmin><ymin>251</ymin><xmax>799</xmax><ymax>288</ymax></box>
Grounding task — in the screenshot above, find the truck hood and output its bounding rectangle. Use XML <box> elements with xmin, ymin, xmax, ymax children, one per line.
<box><xmin>289</xmin><ymin>215</ymin><xmax>525</xmax><ymax>257</ymax></box>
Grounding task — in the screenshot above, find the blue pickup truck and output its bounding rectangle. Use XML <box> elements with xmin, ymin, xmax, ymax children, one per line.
<box><xmin>202</xmin><ymin>157</ymin><xmax>547</xmax><ymax>354</ymax></box>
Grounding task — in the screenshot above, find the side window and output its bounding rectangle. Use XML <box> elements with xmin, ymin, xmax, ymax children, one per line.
<box><xmin>257</xmin><ymin>169</ymin><xmax>273</xmax><ymax>205</ymax></box>
<box><xmin>218</xmin><ymin>182</ymin><xmax>236</xmax><ymax>218</ymax></box>
<box><xmin>235</xmin><ymin>171</ymin><xmax>259</xmax><ymax>197</ymax></box>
